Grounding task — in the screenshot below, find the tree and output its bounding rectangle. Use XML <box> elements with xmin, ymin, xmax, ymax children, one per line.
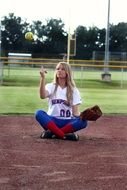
<box><xmin>26</xmin><ymin>18</ymin><xmax>67</xmax><ymax>57</ymax></box>
<box><xmin>76</xmin><ymin>26</ymin><xmax>88</xmax><ymax>59</ymax></box>
<box><xmin>1</xmin><ymin>13</ymin><xmax>29</xmax><ymax>54</ymax></box>
<box><xmin>76</xmin><ymin>26</ymin><xmax>102</xmax><ymax>59</ymax></box>
<box><xmin>43</xmin><ymin>18</ymin><xmax>67</xmax><ymax>55</ymax></box>
<box><xmin>110</xmin><ymin>22</ymin><xmax>127</xmax><ymax>52</ymax></box>
<box><xmin>1</xmin><ymin>13</ymin><xmax>127</xmax><ymax>59</ymax></box>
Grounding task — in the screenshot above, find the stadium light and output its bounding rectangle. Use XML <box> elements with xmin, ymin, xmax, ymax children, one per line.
<box><xmin>102</xmin><ymin>0</ymin><xmax>111</xmax><ymax>81</ymax></box>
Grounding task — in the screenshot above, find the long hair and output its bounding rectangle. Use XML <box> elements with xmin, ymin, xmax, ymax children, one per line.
<box><xmin>53</xmin><ymin>62</ymin><xmax>76</xmax><ymax>105</ymax></box>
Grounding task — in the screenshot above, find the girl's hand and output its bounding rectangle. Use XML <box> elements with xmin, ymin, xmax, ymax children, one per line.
<box><xmin>40</xmin><ymin>66</ymin><xmax>47</xmax><ymax>78</ymax></box>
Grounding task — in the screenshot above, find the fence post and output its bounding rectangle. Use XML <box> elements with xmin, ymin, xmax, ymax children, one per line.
<box><xmin>120</xmin><ymin>67</ymin><xmax>123</xmax><ymax>88</ymax></box>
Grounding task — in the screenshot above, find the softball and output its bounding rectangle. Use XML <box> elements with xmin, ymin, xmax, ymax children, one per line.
<box><xmin>25</xmin><ymin>32</ymin><xmax>34</xmax><ymax>41</ymax></box>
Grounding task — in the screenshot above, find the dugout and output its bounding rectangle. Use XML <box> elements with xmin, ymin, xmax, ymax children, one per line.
<box><xmin>8</xmin><ymin>52</ymin><xmax>32</xmax><ymax>66</ymax></box>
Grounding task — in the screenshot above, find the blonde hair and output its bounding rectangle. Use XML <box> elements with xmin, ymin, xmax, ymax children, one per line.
<box><xmin>53</xmin><ymin>62</ymin><xmax>76</xmax><ymax>105</ymax></box>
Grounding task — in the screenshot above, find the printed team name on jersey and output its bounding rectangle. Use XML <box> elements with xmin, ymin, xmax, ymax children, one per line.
<box><xmin>52</xmin><ymin>99</ymin><xmax>70</xmax><ymax>106</ymax></box>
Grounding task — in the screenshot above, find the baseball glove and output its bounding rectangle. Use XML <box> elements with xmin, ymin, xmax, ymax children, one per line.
<box><xmin>80</xmin><ymin>105</ymin><xmax>102</xmax><ymax>121</ymax></box>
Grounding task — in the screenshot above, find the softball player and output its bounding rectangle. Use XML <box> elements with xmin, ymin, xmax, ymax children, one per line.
<box><xmin>35</xmin><ymin>62</ymin><xmax>87</xmax><ymax>141</ymax></box>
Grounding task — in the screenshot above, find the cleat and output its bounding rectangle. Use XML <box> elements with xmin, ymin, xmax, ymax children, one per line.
<box><xmin>64</xmin><ymin>133</ymin><xmax>79</xmax><ymax>141</ymax></box>
<box><xmin>40</xmin><ymin>130</ymin><xmax>53</xmax><ymax>139</ymax></box>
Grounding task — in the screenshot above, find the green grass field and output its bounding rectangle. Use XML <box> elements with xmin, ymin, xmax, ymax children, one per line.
<box><xmin>0</xmin><ymin>67</ymin><xmax>127</xmax><ymax>115</ymax></box>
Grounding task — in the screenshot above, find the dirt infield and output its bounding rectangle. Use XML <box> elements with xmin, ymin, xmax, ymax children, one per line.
<box><xmin>0</xmin><ymin>115</ymin><xmax>127</xmax><ymax>190</ymax></box>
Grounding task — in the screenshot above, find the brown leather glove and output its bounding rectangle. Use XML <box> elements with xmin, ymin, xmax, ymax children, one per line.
<box><xmin>80</xmin><ymin>105</ymin><xmax>102</xmax><ymax>121</ymax></box>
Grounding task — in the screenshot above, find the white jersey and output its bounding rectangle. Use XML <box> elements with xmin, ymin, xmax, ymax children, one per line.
<box><xmin>45</xmin><ymin>83</ymin><xmax>82</xmax><ymax>119</ymax></box>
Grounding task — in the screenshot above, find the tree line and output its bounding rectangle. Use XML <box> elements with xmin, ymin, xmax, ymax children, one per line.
<box><xmin>1</xmin><ymin>13</ymin><xmax>127</xmax><ymax>59</ymax></box>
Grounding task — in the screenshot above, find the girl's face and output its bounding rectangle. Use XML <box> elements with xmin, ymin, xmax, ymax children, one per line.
<box><xmin>56</xmin><ymin>64</ymin><xmax>67</xmax><ymax>79</ymax></box>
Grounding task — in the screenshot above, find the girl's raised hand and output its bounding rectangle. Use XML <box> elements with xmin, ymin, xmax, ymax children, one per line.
<box><xmin>40</xmin><ymin>66</ymin><xmax>47</xmax><ymax>78</ymax></box>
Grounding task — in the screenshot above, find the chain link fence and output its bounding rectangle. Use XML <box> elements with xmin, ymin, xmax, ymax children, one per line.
<box><xmin>1</xmin><ymin>57</ymin><xmax>127</xmax><ymax>89</ymax></box>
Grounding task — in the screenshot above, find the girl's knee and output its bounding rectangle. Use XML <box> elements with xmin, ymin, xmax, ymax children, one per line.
<box><xmin>73</xmin><ymin>119</ymin><xmax>88</xmax><ymax>131</ymax></box>
<box><xmin>84</xmin><ymin>120</ymin><xmax>88</xmax><ymax>128</ymax></box>
<box><xmin>35</xmin><ymin>110</ymin><xmax>45</xmax><ymax>120</ymax></box>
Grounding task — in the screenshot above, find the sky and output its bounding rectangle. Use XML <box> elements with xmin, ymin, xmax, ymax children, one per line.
<box><xmin>0</xmin><ymin>0</ymin><xmax>127</xmax><ymax>33</ymax></box>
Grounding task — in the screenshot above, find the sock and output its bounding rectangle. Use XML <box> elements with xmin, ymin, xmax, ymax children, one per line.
<box><xmin>47</xmin><ymin>120</ymin><xmax>65</xmax><ymax>138</ymax></box>
<box><xmin>61</xmin><ymin>123</ymin><xmax>74</xmax><ymax>134</ymax></box>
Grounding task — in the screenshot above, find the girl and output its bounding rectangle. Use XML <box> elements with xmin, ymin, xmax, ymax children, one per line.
<box><xmin>35</xmin><ymin>62</ymin><xmax>87</xmax><ymax>141</ymax></box>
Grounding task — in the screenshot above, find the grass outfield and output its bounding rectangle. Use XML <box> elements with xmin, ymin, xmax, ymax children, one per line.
<box><xmin>0</xmin><ymin>67</ymin><xmax>127</xmax><ymax>115</ymax></box>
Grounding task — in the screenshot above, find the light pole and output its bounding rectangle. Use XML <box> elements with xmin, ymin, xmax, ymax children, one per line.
<box><xmin>0</xmin><ymin>18</ymin><xmax>3</xmax><ymax>85</ymax></box>
<box><xmin>102</xmin><ymin>0</ymin><xmax>111</xmax><ymax>81</ymax></box>
<box><xmin>67</xmin><ymin>26</ymin><xmax>71</xmax><ymax>64</ymax></box>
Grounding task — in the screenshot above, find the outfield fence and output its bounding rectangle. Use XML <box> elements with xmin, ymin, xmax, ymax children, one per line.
<box><xmin>1</xmin><ymin>57</ymin><xmax>127</xmax><ymax>89</ymax></box>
